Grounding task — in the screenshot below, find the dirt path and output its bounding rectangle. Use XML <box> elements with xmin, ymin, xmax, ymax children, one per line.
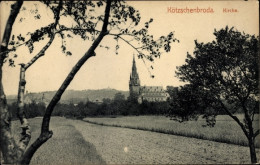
<box><xmin>71</xmin><ymin>120</ymin><xmax>256</xmax><ymax>164</ymax></box>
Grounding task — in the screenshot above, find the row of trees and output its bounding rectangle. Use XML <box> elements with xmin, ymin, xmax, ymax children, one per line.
<box><xmin>55</xmin><ymin>99</ymin><xmax>169</xmax><ymax>117</ymax></box>
<box><xmin>9</xmin><ymin>84</ymin><xmax>258</xmax><ymax>121</ymax></box>
<box><xmin>8</xmin><ymin>99</ymin><xmax>170</xmax><ymax>119</ymax></box>
<box><xmin>9</xmin><ymin>102</ymin><xmax>46</xmax><ymax>119</ymax></box>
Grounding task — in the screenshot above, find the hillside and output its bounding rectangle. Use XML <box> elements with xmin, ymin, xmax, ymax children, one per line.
<box><xmin>7</xmin><ymin>89</ymin><xmax>129</xmax><ymax>104</ymax></box>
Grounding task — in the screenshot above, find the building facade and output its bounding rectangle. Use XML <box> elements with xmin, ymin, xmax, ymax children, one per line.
<box><xmin>129</xmin><ymin>56</ymin><xmax>169</xmax><ymax>103</ymax></box>
<box><xmin>24</xmin><ymin>91</ymin><xmax>49</xmax><ymax>107</ymax></box>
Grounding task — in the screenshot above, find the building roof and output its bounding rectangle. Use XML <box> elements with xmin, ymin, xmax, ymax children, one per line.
<box><xmin>140</xmin><ymin>86</ymin><xmax>164</xmax><ymax>92</ymax></box>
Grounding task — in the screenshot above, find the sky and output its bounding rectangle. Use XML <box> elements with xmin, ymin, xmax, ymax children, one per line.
<box><xmin>1</xmin><ymin>1</ymin><xmax>259</xmax><ymax>95</ymax></box>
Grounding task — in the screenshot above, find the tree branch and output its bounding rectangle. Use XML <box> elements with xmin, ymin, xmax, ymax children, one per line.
<box><xmin>254</xmin><ymin>129</ymin><xmax>259</xmax><ymax>139</ymax></box>
<box><xmin>101</xmin><ymin>1</ymin><xmax>110</xmax><ymax>33</ymax></box>
<box><xmin>0</xmin><ymin>39</ymin><xmax>30</xmax><ymax>57</ymax></box>
<box><xmin>0</xmin><ymin>23</ymin><xmax>52</xmax><ymax>57</ymax></box>
<box><xmin>218</xmin><ymin>99</ymin><xmax>249</xmax><ymax>139</ymax></box>
<box><xmin>251</xmin><ymin>101</ymin><xmax>258</xmax><ymax>122</ymax></box>
<box><xmin>53</xmin><ymin>0</ymin><xmax>62</xmax><ymax>29</ymax></box>
<box><xmin>24</xmin><ymin>35</ymin><xmax>55</xmax><ymax>70</ymax></box>
<box><xmin>0</xmin><ymin>0</ymin><xmax>23</xmax><ymax>63</ymax></box>
<box><xmin>108</xmin><ymin>34</ymin><xmax>142</xmax><ymax>54</ymax></box>
<box><xmin>0</xmin><ymin>0</ymin><xmax>62</xmax><ymax>58</ymax></box>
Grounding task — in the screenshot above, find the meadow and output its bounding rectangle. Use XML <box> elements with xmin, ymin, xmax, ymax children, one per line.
<box><xmin>83</xmin><ymin>115</ymin><xmax>260</xmax><ymax>147</ymax></box>
<box><xmin>7</xmin><ymin>116</ymin><xmax>259</xmax><ymax>164</ymax></box>
<box><xmin>11</xmin><ymin>117</ymin><xmax>105</xmax><ymax>165</ymax></box>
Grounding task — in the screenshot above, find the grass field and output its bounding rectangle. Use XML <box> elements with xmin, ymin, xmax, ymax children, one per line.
<box><xmin>11</xmin><ymin>117</ymin><xmax>105</xmax><ymax>165</ymax></box>
<box><xmin>7</xmin><ymin>116</ymin><xmax>259</xmax><ymax>164</ymax></box>
<box><xmin>83</xmin><ymin>115</ymin><xmax>260</xmax><ymax>147</ymax></box>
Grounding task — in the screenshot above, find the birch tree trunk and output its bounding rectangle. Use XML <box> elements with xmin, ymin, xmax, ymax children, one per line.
<box><xmin>15</xmin><ymin>35</ymin><xmax>55</xmax><ymax>161</ymax></box>
<box><xmin>16</xmin><ymin>64</ymin><xmax>31</xmax><ymax>160</ymax></box>
<box><xmin>0</xmin><ymin>1</ymin><xmax>23</xmax><ymax>163</ymax></box>
<box><xmin>15</xmin><ymin>0</ymin><xmax>61</xmax><ymax>161</ymax></box>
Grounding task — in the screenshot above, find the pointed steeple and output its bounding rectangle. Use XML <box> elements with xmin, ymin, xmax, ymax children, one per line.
<box><xmin>131</xmin><ymin>55</ymin><xmax>138</xmax><ymax>77</ymax></box>
<box><xmin>129</xmin><ymin>54</ymin><xmax>140</xmax><ymax>86</ymax></box>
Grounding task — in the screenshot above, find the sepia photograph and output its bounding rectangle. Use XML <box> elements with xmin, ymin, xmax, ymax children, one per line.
<box><xmin>0</xmin><ymin>0</ymin><xmax>259</xmax><ymax>164</ymax></box>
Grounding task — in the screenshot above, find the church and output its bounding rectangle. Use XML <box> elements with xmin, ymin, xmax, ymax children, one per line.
<box><xmin>129</xmin><ymin>56</ymin><xmax>169</xmax><ymax>104</ymax></box>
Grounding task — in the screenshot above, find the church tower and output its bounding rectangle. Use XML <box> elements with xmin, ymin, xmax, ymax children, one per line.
<box><xmin>129</xmin><ymin>55</ymin><xmax>140</xmax><ymax>99</ymax></box>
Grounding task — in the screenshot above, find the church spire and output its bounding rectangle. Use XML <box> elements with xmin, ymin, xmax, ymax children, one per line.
<box><xmin>129</xmin><ymin>54</ymin><xmax>140</xmax><ymax>100</ymax></box>
<box><xmin>129</xmin><ymin>54</ymin><xmax>140</xmax><ymax>86</ymax></box>
<box><xmin>131</xmin><ymin>55</ymin><xmax>138</xmax><ymax>78</ymax></box>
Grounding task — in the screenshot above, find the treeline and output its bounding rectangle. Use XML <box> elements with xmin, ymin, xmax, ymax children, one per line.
<box><xmin>8</xmin><ymin>101</ymin><xmax>46</xmax><ymax>120</ymax></box>
<box><xmin>8</xmin><ymin>99</ymin><xmax>170</xmax><ymax>120</ymax></box>
<box><xmin>53</xmin><ymin>99</ymin><xmax>170</xmax><ymax>119</ymax></box>
<box><xmin>166</xmin><ymin>85</ymin><xmax>259</xmax><ymax>124</ymax></box>
<box><xmin>9</xmin><ymin>87</ymin><xmax>253</xmax><ymax>120</ymax></box>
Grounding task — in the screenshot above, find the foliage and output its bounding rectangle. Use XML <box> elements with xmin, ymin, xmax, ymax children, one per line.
<box><xmin>4</xmin><ymin>5</ymin><xmax>60</xmax><ymax>66</ymax></box>
<box><xmin>168</xmin><ymin>84</ymin><xmax>221</xmax><ymax>125</ymax></box>
<box><xmin>8</xmin><ymin>102</ymin><xmax>46</xmax><ymax>119</ymax></box>
<box><xmin>113</xmin><ymin>92</ymin><xmax>125</xmax><ymax>101</ymax></box>
<box><xmin>166</xmin><ymin>86</ymin><xmax>178</xmax><ymax>100</ymax></box>
<box><xmin>176</xmin><ymin>26</ymin><xmax>259</xmax><ymax>123</ymax></box>
<box><xmin>4</xmin><ymin>1</ymin><xmax>178</xmax><ymax>68</ymax></box>
<box><xmin>51</xmin><ymin>98</ymin><xmax>170</xmax><ymax>118</ymax></box>
<box><xmin>175</xmin><ymin>26</ymin><xmax>259</xmax><ymax>163</ymax></box>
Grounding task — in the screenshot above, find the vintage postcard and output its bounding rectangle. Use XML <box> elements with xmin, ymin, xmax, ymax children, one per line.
<box><xmin>0</xmin><ymin>0</ymin><xmax>259</xmax><ymax>164</ymax></box>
